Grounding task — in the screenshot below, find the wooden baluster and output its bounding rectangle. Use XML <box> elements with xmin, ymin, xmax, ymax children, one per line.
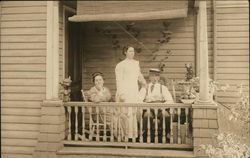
<box><xmin>110</xmin><ymin>107</ymin><xmax>114</xmax><ymax>142</ymax></box>
<box><xmin>96</xmin><ymin>106</ymin><xmax>100</xmax><ymax>142</ymax></box>
<box><xmin>177</xmin><ymin>108</ymin><xmax>181</xmax><ymax>144</ymax></box>
<box><xmin>147</xmin><ymin>108</ymin><xmax>151</xmax><ymax>143</ymax></box>
<box><xmin>118</xmin><ymin>107</ymin><xmax>121</xmax><ymax>142</ymax></box>
<box><xmin>132</xmin><ymin>106</ymin><xmax>136</xmax><ymax>143</ymax></box>
<box><xmin>124</xmin><ymin>107</ymin><xmax>128</xmax><ymax>143</ymax></box>
<box><xmin>170</xmin><ymin>108</ymin><xmax>174</xmax><ymax>144</ymax></box>
<box><xmin>67</xmin><ymin>106</ymin><xmax>72</xmax><ymax>140</ymax></box>
<box><xmin>65</xmin><ymin>107</ymin><xmax>68</xmax><ymax>138</ymax></box>
<box><xmin>75</xmin><ymin>106</ymin><xmax>78</xmax><ymax>141</ymax></box>
<box><xmin>82</xmin><ymin>107</ymin><xmax>85</xmax><ymax>141</ymax></box>
<box><xmin>103</xmin><ymin>106</ymin><xmax>107</xmax><ymax>142</ymax></box>
<box><xmin>154</xmin><ymin>108</ymin><xmax>158</xmax><ymax>143</ymax></box>
<box><xmin>185</xmin><ymin>108</ymin><xmax>189</xmax><ymax>144</ymax></box>
<box><xmin>89</xmin><ymin>107</ymin><xmax>92</xmax><ymax>141</ymax></box>
<box><xmin>162</xmin><ymin>108</ymin><xmax>166</xmax><ymax>144</ymax></box>
<box><xmin>125</xmin><ymin>135</ymin><xmax>128</xmax><ymax>143</ymax></box>
<box><xmin>139</xmin><ymin>107</ymin><xmax>143</xmax><ymax>143</ymax></box>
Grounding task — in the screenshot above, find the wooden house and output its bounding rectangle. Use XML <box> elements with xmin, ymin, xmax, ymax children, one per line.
<box><xmin>0</xmin><ymin>1</ymin><xmax>249</xmax><ymax>158</ymax></box>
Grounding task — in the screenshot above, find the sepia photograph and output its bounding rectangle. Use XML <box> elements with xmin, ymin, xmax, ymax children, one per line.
<box><xmin>0</xmin><ymin>0</ymin><xmax>249</xmax><ymax>158</ymax></box>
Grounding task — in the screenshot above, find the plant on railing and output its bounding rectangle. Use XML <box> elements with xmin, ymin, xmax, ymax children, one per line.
<box><xmin>177</xmin><ymin>63</ymin><xmax>232</xmax><ymax>103</ymax></box>
<box><xmin>59</xmin><ymin>76</ymin><xmax>72</xmax><ymax>102</ymax></box>
<box><xmin>200</xmin><ymin>132</ymin><xmax>250</xmax><ymax>158</ymax></box>
<box><xmin>177</xmin><ymin>63</ymin><xmax>196</xmax><ymax>103</ymax></box>
<box><xmin>185</xmin><ymin>63</ymin><xmax>194</xmax><ymax>81</ymax></box>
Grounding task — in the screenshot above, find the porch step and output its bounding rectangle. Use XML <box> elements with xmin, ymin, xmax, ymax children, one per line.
<box><xmin>57</xmin><ymin>147</ymin><xmax>195</xmax><ymax>158</ymax></box>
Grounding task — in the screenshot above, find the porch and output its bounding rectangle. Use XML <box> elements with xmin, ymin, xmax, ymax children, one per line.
<box><xmin>34</xmin><ymin>0</ymin><xmax>218</xmax><ymax>158</ymax></box>
<box><xmin>35</xmin><ymin>100</ymin><xmax>218</xmax><ymax>158</ymax></box>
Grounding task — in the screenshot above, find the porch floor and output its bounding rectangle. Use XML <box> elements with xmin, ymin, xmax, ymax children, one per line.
<box><xmin>57</xmin><ymin>147</ymin><xmax>195</xmax><ymax>158</ymax></box>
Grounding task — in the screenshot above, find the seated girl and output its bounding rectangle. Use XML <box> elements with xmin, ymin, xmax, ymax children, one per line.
<box><xmin>84</xmin><ymin>72</ymin><xmax>112</xmax><ymax>102</ymax></box>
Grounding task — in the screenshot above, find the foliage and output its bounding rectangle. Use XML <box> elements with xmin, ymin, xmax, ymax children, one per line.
<box><xmin>178</xmin><ymin>75</ymin><xmax>231</xmax><ymax>101</ymax></box>
<box><xmin>95</xmin><ymin>21</ymin><xmax>173</xmax><ymax>70</ymax></box>
<box><xmin>228</xmin><ymin>84</ymin><xmax>249</xmax><ymax>123</ymax></box>
<box><xmin>153</xmin><ymin>21</ymin><xmax>172</xmax><ymax>71</ymax></box>
<box><xmin>95</xmin><ymin>26</ymin><xmax>121</xmax><ymax>49</ymax></box>
<box><xmin>200</xmin><ymin>83</ymin><xmax>250</xmax><ymax>158</ymax></box>
<box><xmin>200</xmin><ymin>132</ymin><xmax>250</xmax><ymax>158</ymax></box>
<box><xmin>59</xmin><ymin>76</ymin><xmax>72</xmax><ymax>102</ymax></box>
<box><xmin>185</xmin><ymin>63</ymin><xmax>194</xmax><ymax>81</ymax></box>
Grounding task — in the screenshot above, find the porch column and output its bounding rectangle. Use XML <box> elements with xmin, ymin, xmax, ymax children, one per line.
<box><xmin>46</xmin><ymin>1</ymin><xmax>60</xmax><ymax>100</ymax></box>
<box><xmin>192</xmin><ymin>1</ymin><xmax>219</xmax><ymax>157</ymax></box>
<box><xmin>34</xmin><ymin>2</ymin><xmax>64</xmax><ymax>158</ymax></box>
<box><xmin>197</xmin><ymin>0</ymin><xmax>210</xmax><ymax>103</ymax></box>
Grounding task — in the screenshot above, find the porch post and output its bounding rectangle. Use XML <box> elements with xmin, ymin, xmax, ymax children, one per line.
<box><xmin>46</xmin><ymin>1</ymin><xmax>60</xmax><ymax>100</ymax></box>
<box><xmin>197</xmin><ymin>0</ymin><xmax>210</xmax><ymax>103</ymax></box>
<box><xmin>192</xmin><ymin>1</ymin><xmax>219</xmax><ymax>157</ymax></box>
<box><xmin>34</xmin><ymin>2</ymin><xmax>65</xmax><ymax>158</ymax></box>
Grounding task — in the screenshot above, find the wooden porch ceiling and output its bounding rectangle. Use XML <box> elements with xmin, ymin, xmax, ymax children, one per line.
<box><xmin>69</xmin><ymin>1</ymin><xmax>189</xmax><ymax>22</ymax></box>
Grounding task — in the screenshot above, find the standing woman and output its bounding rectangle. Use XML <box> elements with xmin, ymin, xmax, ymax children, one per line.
<box><xmin>115</xmin><ymin>46</ymin><xmax>146</xmax><ymax>140</ymax></box>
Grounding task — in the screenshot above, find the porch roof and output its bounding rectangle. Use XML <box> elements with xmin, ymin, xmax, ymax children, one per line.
<box><xmin>69</xmin><ymin>1</ymin><xmax>188</xmax><ymax>22</ymax></box>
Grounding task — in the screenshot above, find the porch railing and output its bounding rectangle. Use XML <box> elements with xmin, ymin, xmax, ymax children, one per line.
<box><xmin>63</xmin><ymin>102</ymin><xmax>193</xmax><ymax>149</ymax></box>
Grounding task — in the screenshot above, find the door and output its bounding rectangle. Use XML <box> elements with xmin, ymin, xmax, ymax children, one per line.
<box><xmin>65</xmin><ymin>10</ymin><xmax>82</xmax><ymax>101</ymax></box>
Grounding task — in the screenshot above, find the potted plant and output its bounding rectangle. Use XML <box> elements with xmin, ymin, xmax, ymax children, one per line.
<box><xmin>178</xmin><ymin>63</ymin><xmax>196</xmax><ymax>104</ymax></box>
<box><xmin>59</xmin><ymin>76</ymin><xmax>72</xmax><ymax>102</ymax></box>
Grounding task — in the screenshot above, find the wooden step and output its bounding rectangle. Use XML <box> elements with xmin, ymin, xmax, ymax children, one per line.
<box><xmin>57</xmin><ymin>147</ymin><xmax>195</xmax><ymax>158</ymax></box>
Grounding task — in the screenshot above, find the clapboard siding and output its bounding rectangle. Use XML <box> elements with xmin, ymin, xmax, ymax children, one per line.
<box><xmin>1</xmin><ymin>101</ymin><xmax>42</xmax><ymax>108</ymax></box>
<box><xmin>1</xmin><ymin>64</ymin><xmax>46</xmax><ymax>72</ymax></box>
<box><xmin>1</xmin><ymin>6</ymin><xmax>46</xmax><ymax>14</ymax></box>
<box><xmin>215</xmin><ymin>1</ymin><xmax>249</xmax><ymax>104</ymax></box>
<box><xmin>2</xmin><ymin>123</ymin><xmax>40</xmax><ymax>132</ymax></box>
<box><xmin>1</xmin><ymin>72</ymin><xmax>46</xmax><ymax>79</ymax></box>
<box><xmin>2</xmin><ymin>108</ymin><xmax>41</xmax><ymax>116</ymax></box>
<box><xmin>1</xmin><ymin>50</ymin><xmax>46</xmax><ymax>57</ymax></box>
<box><xmin>0</xmin><ymin>1</ymin><xmax>46</xmax><ymax>157</ymax></box>
<box><xmin>1</xmin><ymin>21</ymin><xmax>47</xmax><ymax>28</ymax></box>
<box><xmin>2</xmin><ymin>154</ymin><xmax>33</xmax><ymax>158</ymax></box>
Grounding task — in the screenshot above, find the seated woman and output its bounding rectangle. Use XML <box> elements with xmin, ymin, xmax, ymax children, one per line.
<box><xmin>82</xmin><ymin>72</ymin><xmax>112</xmax><ymax>140</ymax></box>
<box><xmin>84</xmin><ymin>72</ymin><xmax>112</xmax><ymax>102</ymax></box>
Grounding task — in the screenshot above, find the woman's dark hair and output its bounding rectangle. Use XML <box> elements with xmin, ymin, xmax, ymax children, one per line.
<box><xmin>122</xmin><ymin>45</ymin><xmax>134</xmax><ymax>56</ymax></box>
<box><xmin>92</xmin><ymin>72</ymin><xmax>103</xmax><ymax>82</ymax></box>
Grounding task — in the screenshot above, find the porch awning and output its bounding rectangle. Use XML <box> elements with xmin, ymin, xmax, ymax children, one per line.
<box><xmin>69</xmin><ymin>1</ymin><xmax>188</xmax><ymax>22</ymax></box>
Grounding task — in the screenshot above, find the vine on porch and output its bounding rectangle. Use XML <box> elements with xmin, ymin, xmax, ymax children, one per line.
<box><xmin>94</xmin><ymin>21</ymin><xmax>173</xmax><ymax>71</ymax></box>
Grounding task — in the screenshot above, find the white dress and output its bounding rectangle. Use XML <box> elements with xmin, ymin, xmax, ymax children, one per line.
<box><xmin>115</xmin><ymin>58</ymin><xmax>144</xmax><ymax>139</ymax></box>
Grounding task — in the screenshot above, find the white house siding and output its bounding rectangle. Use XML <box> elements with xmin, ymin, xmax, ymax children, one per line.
<box><xmin>0</xmin><ymin>1</ymin><xmax>46</xmax><ymax>158</ymax></box>
<box><xmin>215</xmin><ymin>1</ymin><xmax>249</xmax><ymax>105</ymax></box>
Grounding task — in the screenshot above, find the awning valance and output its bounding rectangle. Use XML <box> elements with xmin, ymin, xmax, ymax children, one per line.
<box><xmin>69</xmin><ymin>1</ymin><xmax>188</xmax><ymax>22</ymax></box>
